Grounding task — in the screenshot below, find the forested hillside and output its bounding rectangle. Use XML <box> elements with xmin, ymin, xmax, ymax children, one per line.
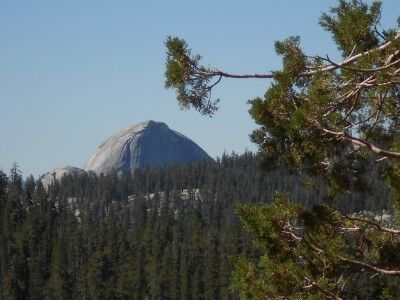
<box><xmin>0</xmin><ymin>152</ymin><xmax>390</xmax><ymax>299</ymax></box>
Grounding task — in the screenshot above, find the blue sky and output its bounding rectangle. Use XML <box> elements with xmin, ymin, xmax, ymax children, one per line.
<box><xmin>1</xmin><ymin>1</ymin><xmax>398</xmax><ymax>177</ymax></box>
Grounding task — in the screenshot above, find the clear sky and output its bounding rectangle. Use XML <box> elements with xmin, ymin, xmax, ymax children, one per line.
<box><xmin>1</xmin><ymin>1</ymin><xmax>398</xmax><ymax>178</ymax></box>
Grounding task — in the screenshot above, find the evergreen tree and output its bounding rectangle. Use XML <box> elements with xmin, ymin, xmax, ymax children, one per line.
<box><xmin>0</xmin><ymin>152</ymin><xmax>394</xmax><ymax>298</ymax></box>
<box><xmin>164</xmin><ymin>0</ymin><xmax>400</xmax><ymax>298</ymax></box>
<box><xmin>0</xmin><ymin>171</ymin><xmax>8</xmax><ymax>299</ymax></box>
<box><xmin>2</xmin><ymin>164</ymin><xmax>30</xmax><ymax>299</ymax></box>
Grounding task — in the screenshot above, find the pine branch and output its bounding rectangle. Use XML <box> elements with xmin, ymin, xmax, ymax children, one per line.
<box><xmin>192</xmin><ymin>36</ymin><xmax>399</xmax><ymax>80</ymax></box>
<box><xmin>343</xmin><ymin>214</ymin><xmax>400</xmax><ymax>234</ymax></box>
<box><xmin>283</xmin><ymin>223</ymin><xmax>400</xmax><ymax>276</ymax></box>
<box><xmin>304</xmin><ymin>277</ymin><xmax>343</xmax><ymax>300</ymax></box>
<box><xmin>314</xmin><ymin>121</ymin><xmax>400</xmax><ymax>159</ymax></box>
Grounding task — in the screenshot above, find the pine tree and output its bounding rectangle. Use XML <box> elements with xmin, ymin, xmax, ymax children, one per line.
<box><xmin>2</xmin><ymin>164</ymin><xmax>30</xmax><ymax>299</ymax></box>
<box><xmin>164</xmin><ymin>0</ymin><xmax>400</xmax><ymax>298</ymax></box>
<box><xmin>0</xmin><ymin>171</ymin><xmax>8</xmax><ymax>298</ymax></box>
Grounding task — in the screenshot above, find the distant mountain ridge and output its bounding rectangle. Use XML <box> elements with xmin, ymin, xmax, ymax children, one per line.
<box><xmin>41</xmin><ymin>120</ymin><xmax>211</xmax><ymax>184</ymax></box>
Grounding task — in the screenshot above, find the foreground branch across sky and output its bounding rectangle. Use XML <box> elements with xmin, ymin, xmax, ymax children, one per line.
<box><xmin>165</xmin><ymin>1</ymin><xmax>400</xmax><ymax>298</ymax></box>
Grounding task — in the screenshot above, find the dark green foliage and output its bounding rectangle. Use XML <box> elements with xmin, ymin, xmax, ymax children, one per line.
<box><xmin>232</xmin><ymin>195</ymin><xmax>400</xmax><ymax>299</ymax></box>
<box><xmin>164</xmin><ymin>0</ymin><xmax>400</xmax><ymax>198</ymax></box>
<box><xmin>0</xmin><ymin>154</ymin><xmax>389</xmax><ymax>298</ymax></box>
<box><xmin>165</xmin><ymin>36</ymin><xmax>219</xmax><ymax>115</ymax></box>
<box><xmin>164</xmin><ymin>0</ymin><xmax>400</xmax><ymax>298</ymax></box>
<box><xmin>320</xmin><ymin>0</ymin><xmax>381</xmax><ymax>55</ymax></box>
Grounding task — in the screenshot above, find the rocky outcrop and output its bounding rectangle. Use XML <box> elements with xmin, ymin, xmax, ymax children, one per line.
<box><xmin>84</xmin><ymin>120</ymin><xmax>211</xmax><ymax>175</ymax></box>
<box><xmin>40</xmin><ymin>166</ymin><xmax>87</xmax><ymax>187</ymax></box>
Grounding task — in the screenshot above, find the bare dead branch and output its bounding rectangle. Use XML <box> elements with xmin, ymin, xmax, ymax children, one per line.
<box><xmin>321</xmin><ymin>55</ymin><xmax>400</xmax><ymax>73</ymax></box>
<box><xmin>304</xmin><ymin>277</ymin><xmax>343</xmax><ymax>300</ymax></box>
<box><xmin>192</xmin><ymin>36</ymin><xmax>399</xmax><ymax>80</ymax></box>
<box><xmin>314</xmin><ymin>121</ymin><xmax>400</xmax><ymax>159</ymax></box>
<box><xmin>282</xmin><ymin>224</ymin><xmax>400</xmax><ymax>276</ymax></box>
<box><xmin>343</xmin><ymin>215</ymin><xmax>400</xmax><ymax>234</ymax></box>
<box><xmin>339</xmin><ymin>256</ymin><xmax>400</xmax><ymax>275</ymax></box>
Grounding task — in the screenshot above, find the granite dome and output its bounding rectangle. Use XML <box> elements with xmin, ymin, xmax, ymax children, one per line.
<box><xmin>40</xmin><ymin>166</ymin><xmax>87</xmax><ymax>188</ymax></box>
<box><xmin>84</xmin><ymin>120</ymin><xmax>211</xmax><ymax>174</ymax></box>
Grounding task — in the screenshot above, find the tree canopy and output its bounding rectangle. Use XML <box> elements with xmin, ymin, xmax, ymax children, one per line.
<box><xmin>165</xmin><ymin>0</ymin><xmax>400</xmax><ymax>298</ymax></box>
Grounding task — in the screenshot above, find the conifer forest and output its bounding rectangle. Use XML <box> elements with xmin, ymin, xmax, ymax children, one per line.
<box><xmin>2</xmin><ymin>0</ymin><xmax>400</xmax><ymax>299</ymax></box>
<box><xmin>0</xmin><ymin>153</ymin><xmax>393</xmax><ymax>299</ymax></box>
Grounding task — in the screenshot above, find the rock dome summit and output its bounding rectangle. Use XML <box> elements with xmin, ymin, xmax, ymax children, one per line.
<box><xmin>40</xmin><ymin>166</ymin><xmax>88</xmax><ymax>187</ymax></box>
<box><xmin>84</xmin><ymin>120</ymin><xmax>211</xmax><ymax>174</ymax></box>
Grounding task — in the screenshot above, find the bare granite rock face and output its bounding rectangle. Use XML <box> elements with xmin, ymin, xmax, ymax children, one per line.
<box><xmin>84</xmin><ymin>120</ymin><xmax>212</xmax><ymax>175</ymax></box>
<box><xmin>40</xmin><ymin>166</ymin><xmax>87</xmax><ymax>188</ymax></box>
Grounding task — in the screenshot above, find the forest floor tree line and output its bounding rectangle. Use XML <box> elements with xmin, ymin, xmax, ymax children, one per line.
<box><xmin>0</xmin><ymin>152</ymin><xmax>394</xmax><ymax>299</ymax></box>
